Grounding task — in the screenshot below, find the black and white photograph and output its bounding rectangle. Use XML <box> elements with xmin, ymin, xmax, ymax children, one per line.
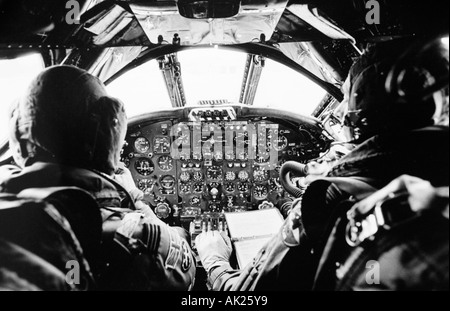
<box><xmin>0</xmin><ymin>0</ymin><xmax>448</xmax><ymax>298</ymax></box>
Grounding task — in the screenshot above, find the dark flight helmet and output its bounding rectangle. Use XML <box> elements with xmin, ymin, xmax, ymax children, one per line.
<box><xmin>345</xmin><ymin>37</ymin><xmax>449</xmax><ymax>141</ymax></box>
<box><xmin>9</xmin><ymin>65</ymin><xmax>127</xmax><ymax>175</ymax></box>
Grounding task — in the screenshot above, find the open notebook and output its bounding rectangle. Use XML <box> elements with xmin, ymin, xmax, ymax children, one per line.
<box><xmin>224</xmin><ymin>208</ymin><xmax>284</xmax><ymax>269</ymax></box>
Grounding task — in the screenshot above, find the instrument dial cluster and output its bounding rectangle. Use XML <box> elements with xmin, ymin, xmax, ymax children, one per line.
<box><xmin>121</xmin><ymin>117</ymin><xmax>330</xmax><ymax>225</ymax></box>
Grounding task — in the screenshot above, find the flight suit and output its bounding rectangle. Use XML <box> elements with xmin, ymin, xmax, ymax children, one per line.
<box><xmin>0</xmin><ymin>162</ymin><xmax>196</xmax><ymax>291</ymax></box>
<box><xmin>203</xmin><ymin>126</ymin><xmax>449</xmax><ymax>291</ymax></box>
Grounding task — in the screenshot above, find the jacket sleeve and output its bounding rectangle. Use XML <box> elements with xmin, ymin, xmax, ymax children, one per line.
<box><xmin>204</xmin><ymin>185</ymin><xmax>341</xmax><ymax>291</ymax></box>
<box><xmin>100</xmin><ymin>209</ymin><xmax>196</xmax><ymax>291</ymax></box>
<box><xmin>204</xmin><ymin>205</ymin><xmax>302</xmax><ymax>291</ymax></box>
<box><xmin>143</xmin><ymin>221</ymin><xmax>196</xmax><ymax>291</ymax></box>
<box><xmin>208</xmin><ymin>262</ymin><xmax>241</xmax><ymax>291</ymax></box>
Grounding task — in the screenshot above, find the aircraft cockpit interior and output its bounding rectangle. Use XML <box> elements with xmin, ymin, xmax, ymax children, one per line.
<box><xmin>0</xmin><ymin>0</ymin><xmax>448</xmax><ymax>294</ymax></box>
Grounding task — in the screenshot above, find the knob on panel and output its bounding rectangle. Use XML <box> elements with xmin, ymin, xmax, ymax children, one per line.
<box><xmin>155</xmin><ymin>203</ymin><xmax>171</xmax><ymax>219</ymax></box>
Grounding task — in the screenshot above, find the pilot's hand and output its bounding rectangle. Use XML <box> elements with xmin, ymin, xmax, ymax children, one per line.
<box><xmin>195</xmin><ymin>230</ymin><xmax>232</xmax><ymax>273</ymax></box>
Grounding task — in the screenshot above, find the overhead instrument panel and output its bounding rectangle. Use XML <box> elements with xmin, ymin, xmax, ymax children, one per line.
<box><xmin>120</xmin><ymin>113</ymin><xmax>331</xmax><ymax>228</ymax></box>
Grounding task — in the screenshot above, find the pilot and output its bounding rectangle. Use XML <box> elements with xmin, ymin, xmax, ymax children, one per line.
<box><xmin>195</xmin><ymin>37</ymin><xmax>449</xmax><ymax>291</ymax></box>
<box><xmin>0</xmin><ymin>65</ymin><xmax>196</xmax><ymax>290</ymax></box>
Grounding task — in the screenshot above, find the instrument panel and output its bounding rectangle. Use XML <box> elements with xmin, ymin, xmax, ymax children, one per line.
<box><xmin>120</xmin><ymin>116</ymin><xmax>330</xmax><ymax>228</ymax></box>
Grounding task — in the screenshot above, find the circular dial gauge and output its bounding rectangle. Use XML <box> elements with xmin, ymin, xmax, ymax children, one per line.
<box><xmin>137</xmin><ymin>179</ymin><xmax>154</xmax><ymax>194</ymax></box>
<box><xmin>206</xmin><ymin>166</ymin><xmax>223</xmax><ymax>180</ymax></box>
<box><xmin>253</xmin><ymin>167</ymin><xmax>269</xmax><ymax>182</ymax></box>
<box><xmin>158</xmin><ymin>155</ymin><xmax>173</xmax><ymax>171</ymax></box>
<box><xmin>253</xmin><ymin>185</ymin><xmax>269</xmax><ymax>200</ymax></box>
<box><xmin>134</xmin><ymin>137</ymin><xmax>150</xmax><ymax>153</ymax></box>
<box><xmin>193</xmin><ymin>183</ymin><xmax>203</xmax><ymax>193</ymax></box>
<box><xmin>160</xmin><ymin>175</ymin><xmax>175</xmax><ymax>189</ymax></box>
<box><xmin>180</xmin><ymin>184</ymin><xmax>190</xmax><ymax>193</ymax></box>
<box><xmin>238</xmin><ymin>170</ymin><xmax>249</xmax><ymax>181</ymax></box>
<box><xmin>225</xmin><ymin>171</ymin><xmax>236</xmax><ymax>181</ymax></box>
<box><xmin>190</xmin><ymin>196</ymin><xmax>201</xmax><ymax>206</ymax></box>
<box><xmin>134</xmin><ymin>158</ymin><xmax>154</xmax><ymax>176</ymax></box>
<box><xmin>225</xmin><ymin>182</ymin><xmax>235</xmax><ymax>193</ymax></box>
<box><xmin>180</xmin><ymin>171</ymin><xmax>191</xmax><ymax>183</ymax></box>
<box><xmin>193</xmin><ymin>171</ymin><xmax>203</xmax><ymax>182</ymax></box>
<box><xmin>237</xmin><ymin>182</ymin><xmax>250</xmax><ymax>192</ymax></box>
<box><xmin>273</xmin><ymin>135</ymin><xmax>288</xmax><ymax>151</ymax></box>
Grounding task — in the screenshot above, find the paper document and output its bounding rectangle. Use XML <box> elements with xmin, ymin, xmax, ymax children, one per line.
<box><xmin>224</xmin><ymin>208</ymin><xmax>284</xmax><ymax>269</ymax></box>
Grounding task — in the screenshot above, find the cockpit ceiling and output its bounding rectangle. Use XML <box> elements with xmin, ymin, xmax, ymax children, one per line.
<box><xmin>0</xmin><ymin>0</ymin><xmax>448</xmax><ymax>49</ymax></box>
<box><xmin>130</xmin><ymin>0</ymin><xmax>289</xmax><ymax>45</ymax></box>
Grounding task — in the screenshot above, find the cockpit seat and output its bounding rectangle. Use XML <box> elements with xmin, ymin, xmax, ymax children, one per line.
<box><xmin>0</xmin><ymin>187</ymin><xmax>102</xmax><ymax>291</ymax></box>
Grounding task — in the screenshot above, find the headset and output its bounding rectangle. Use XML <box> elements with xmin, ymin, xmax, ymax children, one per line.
<box><xmin>341</xmin><ymin>35</ymin><xmax>449</xmax><ymax>142</ymax></box>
